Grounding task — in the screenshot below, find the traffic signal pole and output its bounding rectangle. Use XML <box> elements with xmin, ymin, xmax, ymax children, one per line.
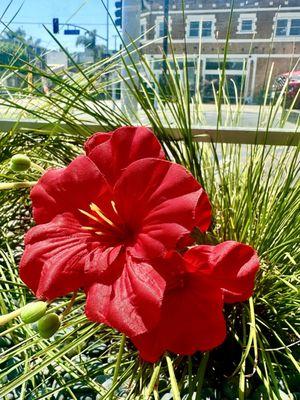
<box><xmin>121</xmin><ymin>0</ymin><xmax>141</xmax><ymax>117</ymax></box>
<box><xmin>106</xmin><ymin>0</ymin><xmax>109</xmax><ymax>53</ymax></box>
<box><xmin>163</xmin><ymin>0</ymin><xmax>169</xmax><ymax>75</ymax></box>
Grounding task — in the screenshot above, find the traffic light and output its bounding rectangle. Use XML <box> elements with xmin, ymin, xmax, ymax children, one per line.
<box><xmin>115</xmin><ymin>1</ymin><xmax>122</xmax><ymax>28</ymax></box>
<box><xmin>53</xmin><ymin>18</ymin><xmax>59</xmax><ymax>34</ymax></box>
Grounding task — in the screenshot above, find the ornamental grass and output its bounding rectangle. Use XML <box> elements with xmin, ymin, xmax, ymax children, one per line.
<box><xmin>0</xmin><ymin>7</ymin><xmax>299</xmax><ymax>400</ymax></box>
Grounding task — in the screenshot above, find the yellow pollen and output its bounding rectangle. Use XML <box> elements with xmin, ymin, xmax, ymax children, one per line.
<box><xmin>90</xmin><ymin>203</ymin><xmax>117</xmax><ymax>228</ymax></box>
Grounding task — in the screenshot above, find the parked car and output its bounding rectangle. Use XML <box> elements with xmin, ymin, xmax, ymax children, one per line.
<box><xmin>272</xmin><ymin>70</ymin><xmax>300</xmax><ymax>109</ymax></box>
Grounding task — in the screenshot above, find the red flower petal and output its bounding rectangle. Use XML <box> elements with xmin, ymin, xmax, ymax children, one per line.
<box><xmin>19</xmin><ymin>213</ymin><xmax>102</xmax><ymax>300</ymax></box>
<box><xmin>132</xmin><ymin>253</ymin><xmax>226</xmax><ymax>362</ymax></box>
<box><xmin>195</xmin><ymin>189</ymin><xmax>212</xmax><ymax>232</ymax></box>
<box><xmin>114</xmin><ymin>158</ymin><xmax>211</xmax><ymax>259</ymax></box>
<box><xmin>184</xmin><ymin>241</ymin><xmax>260</xmax><ymax>303</ymax></box>
<box><xmin>84</xmin><ymin>132</ymin><xmax>112</xmax><ymax>154</ymax></box>
<box><xmin>211</xmin><ymin>241</ymin><xmax>260</xmax><ymax>303</ymax></box>
<box><xmin>85</xmin><ymin>256</ymin><xmax>166</xmax><ymax>337</ymax></box>
<box><xmin>31</xmin><ymin>156</ymin><xmax>111</xmax><ymax>224</ymax></box>
<box><xmin>88</xmin><ymin>126</ymin><xmax>165</xmax><ymax>185</ymax></box>
<box><xmin>83</xmin><ymin>245</ymin><xmax>124</xmax><ymax>282</ymax></box>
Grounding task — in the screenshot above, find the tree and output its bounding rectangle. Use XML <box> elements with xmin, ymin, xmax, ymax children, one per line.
<box><xmin>0</xmin><ymin>28</ymin><xmax>46</xmax><ymax>91</ymax></box>
<box><xmin>1</xmin><ymin>28</ymin><xmax>44</xmax><ymax>58</ymax></box>
<box><xmin>76</xmin><ymin>29</ymin><xmax>105</xmax><ymax>62</ymax></box>
<box><xmin>2</xmin><ymin>27</ymin><xmax>27</xmax><ymax>42</ymax></box>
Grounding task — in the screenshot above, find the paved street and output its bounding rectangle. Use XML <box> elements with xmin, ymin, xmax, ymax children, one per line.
<box><xmin>0</xmin><ymin>97</ymin><xmax>298</xmax><ymax>130</ymax></box>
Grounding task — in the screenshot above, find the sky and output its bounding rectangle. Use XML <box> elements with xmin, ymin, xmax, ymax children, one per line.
<box><xmin>0</xmin><ymin>0</ymin><xmax>119</xmax><ymax>52</ymax></box>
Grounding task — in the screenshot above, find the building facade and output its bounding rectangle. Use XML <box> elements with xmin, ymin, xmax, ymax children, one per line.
<box><xmin>140</xmin><ymin>0</ymin><xmax>300</xmax><ymax>101</ymax></box>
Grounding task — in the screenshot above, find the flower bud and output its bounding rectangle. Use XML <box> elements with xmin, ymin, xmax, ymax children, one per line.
<box><xmin>20</xmin><ymin>301</ymin><xmax>47</xmax><ymax>324</ymax></box>
<box><xmin>37</xmin><ymin>313</ymin><xmax>61</xmax><ymax>339</ymax></box>
<box><xmin>10</xmin><ymin>154</ymin><xmax>31</xmax><ymax>172</ymax></box>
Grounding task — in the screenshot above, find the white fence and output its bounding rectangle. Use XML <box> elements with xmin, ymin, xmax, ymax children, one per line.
<box><xmin>0</xmin><ymin>119</ymin><xmax>299</xmax><ymax>146</ymax></box>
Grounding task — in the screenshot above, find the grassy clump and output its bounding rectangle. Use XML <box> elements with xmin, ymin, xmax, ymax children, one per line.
<box><xmin>0</xmin><ymin>15</ymin><xmax>299</xmax><ymax>400</ymax></box>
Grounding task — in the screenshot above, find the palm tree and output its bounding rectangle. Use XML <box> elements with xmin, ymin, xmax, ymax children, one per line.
<box><xmin>2</xmin><ymin>29</ymin><xmax>44</xmax><ymax>55</ymax></box>
<box><xmin>27</xmin><ymin>36</ymin><xmax>42</xmax><ymax>48</ymax></box>
<box><xmin>76</xmin><ymin>29</ymin><xmax>105</xmax><ymax>62</ymax></box>
<box><xmin>2</xmin><ymin>27</ymin><xmax>27</xmax><ymax>45</ymax></box>
<box><xmin>76</xmin><ymin>29</ymin><xmax>96</xmax><ymax>49</ymax></box>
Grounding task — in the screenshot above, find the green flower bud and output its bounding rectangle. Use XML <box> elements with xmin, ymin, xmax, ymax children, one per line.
<box><xmin>37</xmin><ymin>313</ymin><xmax>61</xmax><ymax>339</ymax></box>
<box><xmin>10</xmin><ymin>154</ymin><xmax>31</xmax><ymax>172</ymax></box>
<box><xmin>20</xmin><ymin>301</ymin><xmax>47</xmax><ymax>324</ymax></box>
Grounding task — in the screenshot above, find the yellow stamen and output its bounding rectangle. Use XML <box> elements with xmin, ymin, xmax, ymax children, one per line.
<box><xmin>90</xmin><ymin>202</ymin><xmax>117</xmax><ymax>228</ymax></box>
<box><xmin>81</xmin><ymin>226</ymin><xmax>96</xmax><ymax>231</ymax></box>
<box><xmin>111</xmin><ymin>200</ymin><xmax>118</xmax><ymax>215</ymax></box>
<box><xmin>95</xmin><ymin>231</ymin><xmax>105</xmax><ymax>236</ymax></box>
<box><xmin>79</xmin><ymin>208</ymin><xmax>99</xmax><ymax>223</ymax></box>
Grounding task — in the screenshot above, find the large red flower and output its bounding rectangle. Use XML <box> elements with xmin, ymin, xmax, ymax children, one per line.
<box><xmin>84</xmin><ymin>126</ymin><xmax>165</xmax><ymax>186</ymax></box>
<box><xmin>132</xmin><ymin>242</ymin><xmax>259</xmax><ymax>362</ymax></box>
<box><xmin>19</xmin><ymin>126</ymin><xmax>211</xmax><ymax>337</ymax></box>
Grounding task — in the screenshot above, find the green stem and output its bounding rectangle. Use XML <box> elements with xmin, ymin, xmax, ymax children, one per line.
<box><xmin>60</xmin><ymin>292</ymin><xmax>77</xmax><ymax>321</ymax></box>
<box><xmin>187</xmin><ymin>356</ymin><xmax>194</xmax><ymax>398</ymax></box>
<box><xmin>248</xmin><ymin>297</ymin><xmax>258</xmax><ymax>375</ymax></box>
<box><xmin>0</xmin><ymin>307</ymin><xmax>23</xmax><ymax>326</ymax></box>
<box><xmin>239</xmin><ymin>360</ymin><xmax>246</xmax><ymax>400</ymax></box>
<box><xmin>31</xmin><ymin>162</ymin><xmax>45</xmax><ymax>174</ymax></box>
<box><xmin>166</xmin><ymin>353</ymin><xmax>181</xmax><ymax>400</ymax></box>
<box><xmin>109</xmin><ymin>333</ymin><xmax>126</xmax><ymax>400</ymax></box>
<box><xmin>0</xmin><ymin>181</ymin><xmax>37</xmax><ymax>190</ymax></box>
<box><xmin>195</xmin><ymin>352</ymin><xmax>209</xmax><ymax>400</ymax></box>
<box><xmin>146</xmin><ymin>362</ymin><xmax>161</xmax><ymax>399</ymax></box>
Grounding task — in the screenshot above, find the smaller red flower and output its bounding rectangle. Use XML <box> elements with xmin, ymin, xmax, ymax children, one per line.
<box><xmin>184</xmin><ymin>241</ymin><xmax>260</xmax><ymax>303</ymax></box>
<box><xmin>132</xmin><ymin>242</ymin><xmax>259</xmax><ymax>363</ymax></box>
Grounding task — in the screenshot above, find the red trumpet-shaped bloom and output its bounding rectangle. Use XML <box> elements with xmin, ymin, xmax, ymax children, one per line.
<box><xmin>20</xmin><ymin>126</ymin><xmax>212</xmax><ymax>338</ymax></box>
<box><xmin>132</xmin><ymin>242</ymin><xmax>259</xmax><ymax>362</ymax></box>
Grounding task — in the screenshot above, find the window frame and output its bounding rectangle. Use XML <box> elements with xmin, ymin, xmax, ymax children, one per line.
<box><xmin>237</xmin><ymin>13</ymin><xmax>257</xmax><ymax>34</ymax></box>
<box><xmin>290</xmin><ymin>18</ymin><xmax>300</xmax><ymax>36</ymax></box>
<box><xmin>154</xmin><ymin>16</ymin><xmax>172</xmax><ymax>39</ymax></box>
<box><xmin>241</xmin><ymin>19</ymin><xmax>254</xmax><ymax>32</ymax></box>
<box><xmin>202</xmin><ymin>20</ymin><xmax>213</xmax><ymax>37</ymax></box>
<box><xmin>140</xmin><ymin>18</ymin><xmax>147</xmax><ymax>40</ymax></box>
<box><xmin>189</xmin><ymin>21</ymin><xmax>200</xmax><ymax>37</ymax></box>
<box><xmin>274</xmin><ymin>13</ymin><xmax>300</xmax><ymax>37</ymax></box>
<box><xmin>186</xmin><ymin>15</ymin><xmax>215</xmax><ymax>40</ymax></box>
<box><xmin>275</xmin><ymin>18</ymin><xmax>288</xmax><ymax>36</ymax></box>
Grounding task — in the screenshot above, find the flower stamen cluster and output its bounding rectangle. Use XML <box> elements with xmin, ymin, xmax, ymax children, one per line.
<box><xmin>80</xmin><ymin>203</ymin><xmax>120</xmax><ymax>232</ymax></box>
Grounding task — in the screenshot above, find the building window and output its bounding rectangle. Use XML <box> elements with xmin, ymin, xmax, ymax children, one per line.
<box><xmin>276</xmin><ymin>19</ymin><xmax>288</xmax><ymax>36</ymax></box>
<box><xmin>189</xmin><ymin>21</ymin><xmax>200</xmax><ymax>37</ymax></box>
<box><xmin>158</xmin><ymin>21</ymin><xmax>164</xmax><ymax>37</ymax></box>
<box><xmin>206</xmin><ymin>60</ymin><xmax>244</xmax><ymax>70</ymax></box>
<box><xmin>187</xmin><ymin>17</ymin><xmax>215</xmax><ymax>39</ymax></box>
<box><xmin>202</xmin><ymin>21</ymin><xmax>213</xmax><ymax>37</ymax></box>
<box><xmin>241</xmin><ymin>19</ymin><xmax>253</xmax><ymax>32</ymax></box>
<box><xmin>275</xmin><ymin>14</ymin><xmax>300</xmax><ymax>36</ymax></box>
<box><xmin>140</xmin><ymin>18</ymin><xmax>146</xmax><ymax>40</ymax></box>
<box><xmin>155</xmin><ymin>17</ymin><xmax>171</xmax><ymax>39</ymax></box>
<box><xmin>290</xmin><ymin>19</ymin><xmax>300</xmax><ymax>35</ymax></box>
<box><xmin>237</xmin><ymin>14</ymin><xmax>256</xmax><ymax>33</ymax></box>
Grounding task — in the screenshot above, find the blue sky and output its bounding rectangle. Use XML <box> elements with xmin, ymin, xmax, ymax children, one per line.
<box><xmin>0</xmin><ymin>0</ymin><xmax>119</xmax><ymax>52</ymax></box>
